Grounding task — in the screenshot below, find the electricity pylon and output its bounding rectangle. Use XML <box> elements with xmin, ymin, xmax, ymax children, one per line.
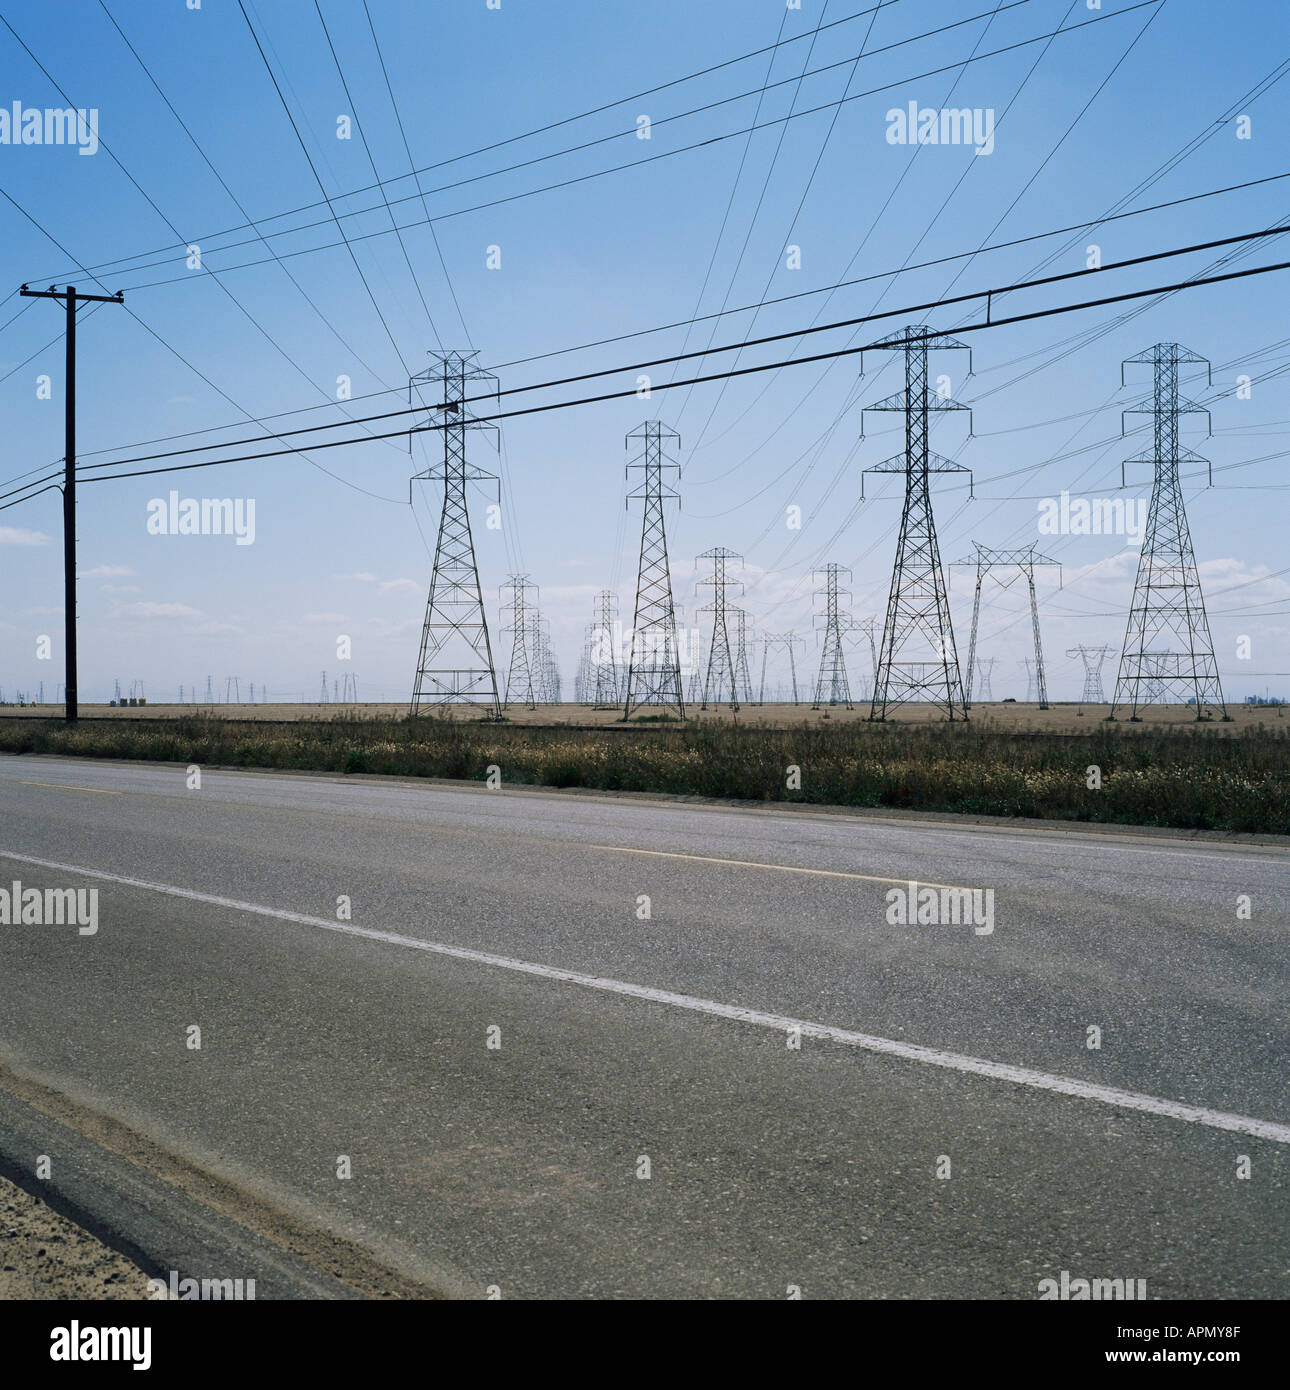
<box><xmin>953</xmin><ymin>543</ymin><xmax>1062</xmax><ymax>709</ymax></box>
<box><xmin>696</xmin><ymin>546</ymin><xmax>743</xmax><ymax>709</ymax></box>
<box><xmin>861</xmin><ymin>325</ymin><xmax>973</xmax><ymax>720</ymax></box>
<box><xmin>1021</xmin><ymin>658</ymin><xmax>1038</xmax><ymax>704</ymax></box>
<box><xmin>732</xmin><ymin>608</ymin><xmax>754</xmax><ymax>705</ymax></box>
<box><xmin>759</xmin><ymin>632</ymin><xmax>803</xmax><ymax>705</ymax></box>
<box><xmin>591</xmin><ymin>590</ymin><xmax>621</xmax><ymax>706</ymax></box>
<box><xmin>843</xmin><ymin>616</ymin><xmax>879</xmax><ymax>701</ymax></box>
<box><xmin>410</xmin><ymin>350</ymin><xmax>501</xmax><ymax>718</ymax></box>
<box><xmin>1068</xmin><ymin>644</ymin><xmax>1112</xmax><ymax>704</ymax></box>
<box><xmin>1111</xmin><ymin>343</ymin><xmax>1227</xmax><ymax>720</ymax></box>
<box><xmin>622</xmin><ymin>422</ymin><xmax>685</xmax><ymax>719</ymax></box>
<box><xmin>974</xmin><ymin>656</ymin><xmax>994</xmax><ymax>701</ymax></box>
<box><xmin>501</xmin><ymin>575</ymin><xmax>538</xmax><ymax>709</ymax></box>
<box><xmin>812</xmin><ymin>564</ymin><xmax>854</xmax><ymax>709</ymax></box>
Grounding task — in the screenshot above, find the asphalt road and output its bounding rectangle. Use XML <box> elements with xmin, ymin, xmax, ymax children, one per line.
<box><xmin>0</xmin><ymin>753</ymin><xmax>1286</xmax><ymax>1298</ymax></box>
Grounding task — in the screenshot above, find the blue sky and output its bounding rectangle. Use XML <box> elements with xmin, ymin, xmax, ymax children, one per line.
<box><xmin>1</xmin><ymin>0</ymin><xmax>1288</xmax><ymax>705</ymax></box>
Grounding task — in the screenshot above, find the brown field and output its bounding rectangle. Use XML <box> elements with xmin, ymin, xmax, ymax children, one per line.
<box><xmin>0</xmin><ymin>699</ymin><xmax>1280</xmax><ymax>734</ymax></box>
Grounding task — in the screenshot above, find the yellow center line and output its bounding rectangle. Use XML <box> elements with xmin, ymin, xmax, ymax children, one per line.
<box><xmin>588</xmin><ymin>844</ymin><xmax>965</xmax><ymax>891</ymax></box>
<box><xmin>17</xmin><ymin>780</ymin><xmax>121</xmax><ymax>796</ymax></box>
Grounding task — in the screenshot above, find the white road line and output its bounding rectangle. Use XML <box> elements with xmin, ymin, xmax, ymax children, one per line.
<box><xmin>588</xmin><ymin>844</ymin><xmax>966</xmax><ymax>890</ymax></box>
<box><xmin>3</xmin><ymin>845</ymin><xmax>1288</xmax><ymax>1147</ymax></box>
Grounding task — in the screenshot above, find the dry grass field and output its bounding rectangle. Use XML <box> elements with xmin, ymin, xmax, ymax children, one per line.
<box><xmin>0</xmin><ymin>699</ymin><xmax>1281</xmax><ymax>734</ymax></box>
<box><xmin>1</xmin><ymin>701</ymin><xmax>1286</xmax><ymax>832</ymax></box>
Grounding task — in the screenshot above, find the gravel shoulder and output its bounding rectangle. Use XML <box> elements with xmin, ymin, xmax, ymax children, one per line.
<box><xmin>0</xmin><ymin>1171</ymin><xmax>157</xmax><ymax>1300</ymax></box>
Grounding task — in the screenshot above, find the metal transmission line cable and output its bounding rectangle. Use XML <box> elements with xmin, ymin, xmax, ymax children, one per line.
<box><xmin>45</xmin><ymin>0</ymin><xmax>908</xmax><ymax>286</ymax></box>
<box><xmin>61</xmin><ymin>225</ymin><xmax>1290</xmax><ymax>481</ymax></box>
<box><xmin>1110</xmin><ymin>343</ymin><xmax>1227</xmax><ymax>720</ymax></box>
<box><xmin>812</xmin><ymin>565</ymin><xmax>854</xmax><ymax>710</ymax></box>
<box><xmin>313</xmin><ymin>0</ymin><xmax>442</xmax><ymax>346</ymax></box>
<box><xmin>622</xmin><ymin>423</ymin><xmax>685</xmax><ymax>720</ymax></box>
<box><xmin>1068</xmin><ymin>645</ymin><xmax>1112</xmax><ymax>704</ymax></box>
<box><xmin>6</xmin><ymin>255</ymin><xmax>1289</xmax><ymax>515</ymax></box>
<box><xmin>86</xmin><ymin>2</ymin><xmax>1151</xmax><ymax>296</ymax></box>
<box><xmin>409</xmin><ymin>352</ymin><xmax>502</xmax><ymax>717</ymax></box>
<box><xmin>696</xmin><ymin>547</ymin><xmax>744</xmax><ymax>710</ymax></box>
<box><xmin>237</xmin><ymin>0</ymin><xmax>411</xmax><ymax>378</ymax></box>
<box><xmin>953</xmin><ymin>543</ymin><xmax>1062</xmax><ymax>709</ymax></box>
<box><xmin>760</xmin><ymin>632</ymin><xmax>804</xmax><ymax>705</ymax></box>
<box><xmin>500</xmin><ymin>575</ymin><xmax>538</xmax><ymax>710</ymax></box>
<box><xmin>862</xmin><ymin>325</ymin><xmax>973</xmax><ymax>720</ymax></box>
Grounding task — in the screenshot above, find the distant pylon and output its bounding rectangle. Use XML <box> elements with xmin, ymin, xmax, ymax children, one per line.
<box><xmin>974</xmin><ymin>656</ymin><xmax>994</xmax><ymax>701</ymax></box>
<box><xmin>410</xmin><ymin>350</ymin><xmax>502</xmax><ymax>718</ymax></box>
<box><xmin>862</xmin><ymin>324</ymin><xmax>973</xmax><ymax>720</ymax></box>
<box><xmin>575</xmin><ymin>622</ymin><xmax>597</xmax><ymax>704</ymax></box>
<box><xmin>225</xmin><ymin>676</ymin><xmax>239</xmax><ymax>703</ymax></box>
<box><xmin>953</xmin><ymin>543</ymin><xmax>1062</xmax><ymax>709</ymax></box>
<box><xmin>318</xmin><ymin>672</ymin><xmax>328</xmax><ymax>703</ymax></box>
<box><xmin>1068</xmin><ymin>644</ymin><xmax>1112</xmax><ymax>704</ymax></box>
<box><xmin>622</xmin><ymin>422</ymin><xmax>685</xmax><ymax>719</ymax></box>
<box><xmin>732</xmin><ymin>608</ymin><xmax>754</xmax><ymax>705</ymax></box>
<box><xmin>204</xmin><ymin>675</ymin><xmax>214</xmax><ymax>704</ymax></box>
<box><xmin>844</xmin><ymin>616</ymin><xmax>879</xmax><ymax>701</ymax></box>
<box><xmin>812</xmin><ymin>564</ymin><xmax>854</xmax><ymax>709</ymax></box>
<box><xmin>760</xmin><ymin>632</ymin><xmax>804</xmax><ymax>705</ymax></box>
<box><xmin>1021</xmin><ymin>658</ymin><xmax>1038</xmax><ymax>704</ymax></box>
<box><xmin>696</xmin><ymin>546</ymin><xmax>743</xmax><ymax>709</ymax></box>
<box><xmin>501</xmin><ymin>575</ymin><xmax>538</xmax><ymax>709</ymax></box>
<box><xmin>591</xmin><ymin>590</ymin><xmax>621</xmax><ymax>706</ymax></box>
<box><xmin>1110</xmin><ymin>343</ymin><xmax>1227</xmax><ymax>720</ymax></box>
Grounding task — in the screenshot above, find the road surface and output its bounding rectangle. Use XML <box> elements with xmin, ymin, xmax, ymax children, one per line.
<box><xmin>0</xmin><ymin>754</ymin><xmax>1286</xmax><ymax>1298</ymax></box>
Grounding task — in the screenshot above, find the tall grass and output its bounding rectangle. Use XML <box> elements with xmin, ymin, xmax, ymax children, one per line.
<box><xmin>0</xmin><ymin>714</ymin><xmax>1285</xmax><ymax>832</ymax></box>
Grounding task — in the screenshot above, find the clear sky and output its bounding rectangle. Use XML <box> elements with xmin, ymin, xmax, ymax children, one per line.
<box><xmin>2</xmin><ymin>0</ymin><xmax>1288</xmax><ymax>706</ymax></box>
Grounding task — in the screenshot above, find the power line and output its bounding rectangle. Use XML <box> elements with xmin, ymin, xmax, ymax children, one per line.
<box><xmin>25</xmin><ymin>171</ymin><xmax>1275</xmax><ymax>474</ymax></box>
<box><xmin>33</xmin><ymin>0</ymin><xmax>914</xmax><ymax>283</ymax></box>
<box><xmin>0</xmin><ymin>253</ymin><xmax>1281</xmax><ymax>511</ymax></box>
<box><xmin>67</xmin><ymin>225</ymin><xmax>1290</xmax><ymax>478</ymax></box>
<box><xmin>97</xmin><ymin>3</ymin><xmax>1157</xmax><ymax>294</ymax></box>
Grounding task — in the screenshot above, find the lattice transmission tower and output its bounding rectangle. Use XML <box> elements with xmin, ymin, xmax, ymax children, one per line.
<box><xmin>812</xmin><ymin>564</ymin><xmax>854</xmax><ymax>709</ymax></box>
<box><xmin>1021</xmin><ymin>658</ymin><xmax>1038</xmax><ymax>704</ymax></box>
<box><xmin>1068</xmin><ymin>644</ymin><xmax>1112</xmax><ymax>704</ymax></box>
<box><xmin>501</xmin><ymin>574</ymin><xmax>538</xmax><ymax>709</ymax></box>
<box><xmin>591</xmin><ymin>590</ymin><xmax>621</xmax><ymax>706</ymax></box>
<box><xmin>1110</xmin><ymin>343</ymin><xmax>1227</xmax><ymax>720</ymax></box>
<box><xmin>732</xmin><ymin>609</ymin><xmax>754</xmax><ymax>705</ymax></box>
<box><xmin>759</xmin><ymin>632</ymin><xmax>804</xmax><ymax>705</ymax></box>
<box><xmin>622</xmin><ymin>422</ymin><xmax>685</xmax><ymax>719</ymax></box>
<box><xmin>844</xmin><ymin>616</ymin><xmax>879</xmax><ymax>701</ymax></box>
<box><xmin>953</xmin><ymin>543</ymin><xmax>1062</xmax><ymax>709</ymax></box>
<box><xmin>410</xmin><ymin>351</ymin><xmax>501</xmax><ymax>718</ymax></box>
<box><xmin>696</xmin><ymin>546</ymin><xmax>743</xmax><ymax>709</ymax></box>
<box><xmin>974</xmin><ymin>656</ymin><xmax>994</xmax><ymax>701</ymax></box>
<box><xmin>861</xmin><ymin>325</ymin><xmax>973</xmax><ymax>720</ymax></box>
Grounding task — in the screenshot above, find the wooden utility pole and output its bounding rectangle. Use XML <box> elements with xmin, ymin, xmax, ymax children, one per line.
<box><xmin>19</xmin><ymin>283</ymin><xmax>125</xmax><ymax>723</ymax></box>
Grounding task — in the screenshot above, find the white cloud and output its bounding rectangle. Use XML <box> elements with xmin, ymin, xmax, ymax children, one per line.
<box><xmin>113</xmin><ymin>601</ymin><xmax>203</xmax><ymax>620</ymax></box>
<box><xmin>99</xmin><ymin>583</ymin><xmax>141</xmax><ymax>594</ymax></box>
<box><xmin>79</xmin><ymin>564</ymin><xmax>134</xmax><ymax>579</ymax></box>
<box><xmin>378</xmin><ymin>578</ymin><xmax>420</xmax><ymax>595</ymax></box>
<box><xmin>303</xmin><ymin>611</ymin><xmax>347</xmax><ymax>623</ymax></box>
<box><xmin>0</xmin><ymin>526</ymin><xmax>49</xmax><ymax>547</ymax></box>
<box><xmin>335</xmin><ymin>571</ymin><xmax>377</xmax><ymax>583</ymax></box>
